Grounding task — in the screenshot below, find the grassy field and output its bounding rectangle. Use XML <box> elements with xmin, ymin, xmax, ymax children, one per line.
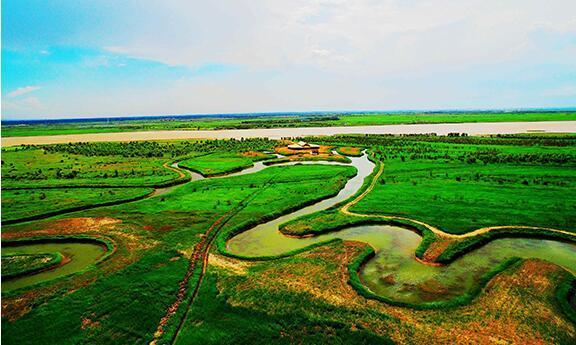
<box><xmin>178</xmin><ymin>151</ymin><xmax>274</xmax><ymax>176</ymax></box>
<box><xmin>1</xmin><ymin>161</ymin><xmax>356</xmax><ymax>344</ymax></box>
<box><xmin>305</xmin><ymin>134</ymin><xmax>576</xmax><ymax>235</ymax></box>
<box><xmin>2</xmin><ymin>111</ymin><xmax>575</xmax><ymax>137</ymax></box>
<box><xmin>1</xmin><ymin>187</ymin><xmax>153</xmax><ymax>223</ymax></box>
<box><xmin>1</xmin><ymin>135</ymin><xmax>575</xmax><ymax>344</ymax></box>
<box><xmin>1</xmin><ymin>147</ymin><xmax>180</xmax><ymax>188</ymax></box>
<box><xmin>352</xmin><ymin>160</ymin><xmax>576</xmax><ymax>234</ymax></box>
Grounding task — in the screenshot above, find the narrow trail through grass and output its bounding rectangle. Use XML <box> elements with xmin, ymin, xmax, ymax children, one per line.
<box><xmin>152</xmin><ymin>171</ymin><xmax>282</xmax><ymax>345</ymax></box>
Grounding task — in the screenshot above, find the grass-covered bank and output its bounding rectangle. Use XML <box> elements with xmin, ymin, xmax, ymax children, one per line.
<box><xmin>178</xmin><ymin>151</ymin><xmax>274</xmax><ymax>176</ymax></box>
<box><xmin>307</xmin><ymin>134</ymin><xmax>576</xmax><ymax>235</ymax></box>
<box><xmin>436</xmin><ymin>228</ymin><xmax>576</xmax><ymax>264</ymax></box>
<box><xmin>174</xmin><ymin>271</ymin><xmax>394</xmax><ymax>345</ymax></box>
<box><xmin>1</xmin><ymin>253</ymin><xmax>63</xmax><ymax>279</ymax></box>
<box><xmin>556</xmin><ymin>274</ymin><xmax>576</xmax><ymax>325</ymax></box>
<box><xmin>2</xmin><ymin>187</ymin><xmax>154</xmax><ymax>224</ymax></box>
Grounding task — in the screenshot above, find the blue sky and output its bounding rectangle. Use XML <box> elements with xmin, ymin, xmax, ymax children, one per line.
<box><xmin>2</xmin><ymin>0</ymin><xmax>575</xmax><ymax>119</ymax></box>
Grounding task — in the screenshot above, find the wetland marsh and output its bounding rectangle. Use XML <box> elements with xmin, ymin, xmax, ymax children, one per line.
<box><xmin>2</xmin><ymin>134</ymin><xmax>575</xmax><ymax>344</ymax></box>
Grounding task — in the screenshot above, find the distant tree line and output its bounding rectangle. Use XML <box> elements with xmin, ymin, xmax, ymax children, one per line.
<box><xmin>40</xmin><ymin>138</ymin><xmax>276</xmax><ymax>158</ymax></box>
<box><xmin>306</xmin><ymin>133</ymin><xmax>576</xmax><ymax>147</ymax></box>
<box><xmin>304</xmin><ymin>134</ymin><xmax>576</xmax><ymax>165</ymax></box>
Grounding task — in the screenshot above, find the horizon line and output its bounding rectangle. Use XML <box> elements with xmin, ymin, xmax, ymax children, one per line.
<box><xmin>2</xmin><ymin>106</ymin><xmax>576</xmax><ymax>123</ymax></box>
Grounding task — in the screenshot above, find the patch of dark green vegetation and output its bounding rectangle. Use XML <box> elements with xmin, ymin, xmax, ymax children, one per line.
<box><xmin>42</xmin><ymin>138</ymin><xmax>275</xmax><ymax>158</ymax></box>
<box><xmin>178</xmin><ymin>152</ymin><xmax>274</xmax><ymax>177</ymax></box>
<box><xmin>555</xmin><ymin>274</ymin><xmax>576</xmax><ymax>325</ymax></box>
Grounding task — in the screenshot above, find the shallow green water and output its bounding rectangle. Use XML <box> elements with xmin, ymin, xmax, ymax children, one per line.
<box><xmin>228</xmin><ymin>154</ymin><xmax>375</xmax><ymax>255</ymax></box>
<box><xmin>230</xmin><ymin>223</ymin><xmax>576</xmax><ymax>303</ymax></box>
<box><xmin>359</xmin><ymin>228</ymin><xmax>576</xmax><ymax>303</ymax></box>
<box><xmin>227</xmin><ymin>153</ymin><xmax>576</xmax><ymax>304</ymax></box>
<box><xmin>1</xmin><ymin>242</ymin><xmax>107</xmax><ymax>292</ymax></box>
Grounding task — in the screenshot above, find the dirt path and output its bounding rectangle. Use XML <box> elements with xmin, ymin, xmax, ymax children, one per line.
<box><xmin>340</xmin><ymin>160</ymin><xmax>576</xmax><ymax>240</ymax></box>
<box><xmin>151</xmin><ymin>172</ymin><xmax>280</xmax><ymax>345</ymax></box>
<box><xmin>150</xmin><ymin>212</ymin><xmax>232</xmax><ymax>345</ymax></box>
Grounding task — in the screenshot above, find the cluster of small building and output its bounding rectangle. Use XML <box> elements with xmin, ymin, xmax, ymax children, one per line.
<box><xmin>287</xmin><ymin>141</ymin><xmax>320</xmax><ymax>150</ymax></box>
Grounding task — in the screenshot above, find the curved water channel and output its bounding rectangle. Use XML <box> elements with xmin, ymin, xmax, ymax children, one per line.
<box><xmin>2</xmin><ymin>240</ymin><xmax>108</xmax><ymax>292</ymax></box>
<box><xmin>0</xmin><ymin>155</ymin><xmax>292</xmax><ymax>292</ymax></box>
<box><xmin>226</xmin><ymin>153</ymin><xmax>576</xmax><ymax>304</ymax></box>
<box><xmin>3</xmin><ymin>153</ymin><xmax>575</xmax><ymax>305</ymax></box>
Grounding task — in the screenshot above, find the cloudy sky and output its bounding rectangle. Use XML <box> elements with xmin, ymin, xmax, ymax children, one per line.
<box><xmin>2</xmin><ymin>0</ymin><xmax>575</xmax><ymax>119</ymax></box>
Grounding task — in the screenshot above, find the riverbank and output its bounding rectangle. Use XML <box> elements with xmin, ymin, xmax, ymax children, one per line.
<box><xmin>3</xmin><ymin>121</ymin><xmax>576</xmax><ymax>147</ymax></box>
<box><xmin>3</xmin><ymin>111</ymin><xmax>575</xmax><ymax>138</ymax></box>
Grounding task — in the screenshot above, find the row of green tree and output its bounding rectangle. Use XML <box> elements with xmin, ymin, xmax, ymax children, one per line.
<box><xmin>39</xmin><ymin>138</ymin><xmax>275</xmax><ymax>158</ymax></box>
<box><xmin>307</xmin><ymin>133</ymin><xmax>576</xmax><ymax>147</ymax></box>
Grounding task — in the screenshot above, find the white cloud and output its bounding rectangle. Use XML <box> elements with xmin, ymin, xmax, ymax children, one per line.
<box><xmin>2</xmin><ymin>96</ymin><xmax>45</xmax><ymax>112</ymax></box>
<box><xmin>544</xmin><ymin>85</ymin><xmax>576</xmax><ymax>97</ymax></box>
<box><xmin>4</xmin><ymin>0</ymin><xmax>576</xmax><ymax>118</ymax></box>
<box><xmin>96</xmin><ymin>0</ymin><xmax>576</xmax><ymax>76</ymax></box>
<box><xmin>6</xmin><ymin>86</ymin><xmax>42</xmax><ymax>98</ymax></box>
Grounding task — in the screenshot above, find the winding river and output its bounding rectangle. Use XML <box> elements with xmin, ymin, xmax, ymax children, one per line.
<box><xmin>3</xmin><ymin>152</ymin><xmax>575</xmax><ymax>305</ymax></box>
<box><xmin>226</xmin><ymin>153</ymin><xmax>576</xmax><ymax>304</ymax></box>
<box><xmin>2</xmin><ymin>241</ymin><xmax>108</xmax><ymax>292</ymax></box>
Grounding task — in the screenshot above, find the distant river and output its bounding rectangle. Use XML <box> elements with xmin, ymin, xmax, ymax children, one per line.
<box><xmin>2</xmin><ymin>121</ymin><xmax>576</xmax><ymax>147</ymax></box>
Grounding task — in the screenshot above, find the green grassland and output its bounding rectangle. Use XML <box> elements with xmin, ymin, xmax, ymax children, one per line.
<box><xmin>1</xmin><ymin>135</ymin><xmax>575</xmax><ymax>344</ymax></box>
<box><xmin>1</xmin><ymin>138</ymin><xmax>276</xmax><ymax>224</ymax></box>
<box><xmin>178</xmin><ymin>152</ymin><xmax>274</xmax><ymax>176</ymax></box>
<box><xmin>1</xmin><ymin>253</ymin><xmax>63</xmax><ymax>279</ymax></box>
<box><xmin>1</xmin><ymin>163</ymin><xmax>356</xmax><ymax>344</ymax></box>
<box><xmin>1</xmin><ymin>148</ymin><xmax>180</xmax><ymax>188</ymax></box>
<box><xmin>352</xmin><ymin>160</ymin><xmax>576</xmax><ymax>234</ymax></box>
<box><xmin>306</xmin><ymin>134</ymin><xmax>576</xmax><ymax>235</ymax></box>
<box><xmin>1</xmin><ymin>187</ymin><xmax>153</xmax><ymax>223</ymax></box>
<box><xmin>3</xmin><ymin>111</ymin><xmax>575</xmax><ymax>137</ymax></box>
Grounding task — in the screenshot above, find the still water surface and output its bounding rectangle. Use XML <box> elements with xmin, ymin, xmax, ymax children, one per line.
<box><xmin>227</xmin><ymin>154</ymin><xmax>576</xmax><ymax>304</ymax></box>
<box><xmin>2</xmin><ymin>241</ymin><xmax>107</xmax><ymax>292</ymax></box>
